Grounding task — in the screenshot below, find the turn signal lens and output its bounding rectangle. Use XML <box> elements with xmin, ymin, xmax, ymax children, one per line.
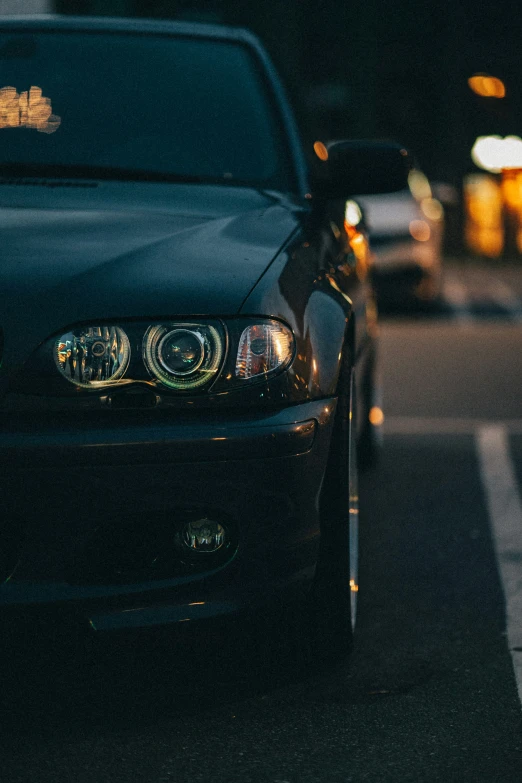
<box><xmin>54</xmin><ymin>325</ymin><xmax>130</xmax><ymax>388</ymax></box>
<box><xmin>235</xmin><ymin>321</ymin><xmax>294</xmax><ymax>380</ymax></box>
<box><xmin>143</xmin><ymin>322</ymin><xmax>224</xmax><ymax>390</ymax></box>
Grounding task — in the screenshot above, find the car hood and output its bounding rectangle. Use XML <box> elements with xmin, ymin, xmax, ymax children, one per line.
<box><xmin>0</xmin><ymin>183</ymin><xmax>300</xmax><ymax>368</ymax></box>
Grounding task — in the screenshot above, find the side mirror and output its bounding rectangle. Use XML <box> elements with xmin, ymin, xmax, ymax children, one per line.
<box><xmin>313</xmin><ymin>140</ymin><xmax>413</xmax><ymax>198</ymax></box>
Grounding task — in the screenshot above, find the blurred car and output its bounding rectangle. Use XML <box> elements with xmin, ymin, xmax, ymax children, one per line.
<box><xmin>356</xmin><ymin>171</ymin><xmax>445</xmax><ymax>308</ymax></box>
<box><xmin>0</xmin><ymin>16</ymin><xmax>409</xmax><ymax>666</ymax></box>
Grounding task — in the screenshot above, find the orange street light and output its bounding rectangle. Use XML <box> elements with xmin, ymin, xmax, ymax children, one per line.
<box><xmin>468</xmin><ymin>74</ymin><xmax>506</xmax><ymax>99</ymax></box>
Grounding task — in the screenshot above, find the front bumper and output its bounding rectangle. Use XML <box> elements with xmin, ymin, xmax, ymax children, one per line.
<box><xmin>0</xmin><ymin>399</ymin><xmax>335</xmax><ymax>632</ymax></box>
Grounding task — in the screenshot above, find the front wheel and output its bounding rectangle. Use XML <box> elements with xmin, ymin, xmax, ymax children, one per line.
<box><xmin>244</xmin><ymin>371</ymin><xmax>358</xmax><ymax>679</ymax></box>
<box><xmin>358</xmin><ymin>346</ymin><xmax>383</xmax><ymax>471</ymax></box>
<box><xmin>308</xmin><ymin>369</ymin><xmax>359</xmax><ymax>664</ymax></box>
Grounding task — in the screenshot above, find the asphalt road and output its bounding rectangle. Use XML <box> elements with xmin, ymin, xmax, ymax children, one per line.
<box><xmin>2</xmin><ymin>260</ymin><xmax>522</xmax><ymax>782</ymax></box>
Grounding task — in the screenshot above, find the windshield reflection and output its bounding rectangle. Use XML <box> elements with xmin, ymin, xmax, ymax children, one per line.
<box><xmin>0</xmin><ymin>85</ymin><xmax>60</xmax><ymax>134</ymax></box>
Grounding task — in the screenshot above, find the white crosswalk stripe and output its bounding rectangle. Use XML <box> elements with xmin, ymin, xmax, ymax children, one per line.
<box><xmin>486</xmin><ymin>280</ymin><xmax>522</xmax><ymax>323</ymax></box>
<box><xmin>442</xmin><ymin>276</ymin><xmax>474</xmax><ymax>323</ymax></box>
<box><xmin>439</xmin><ymin>273</ymin><xmax>522</xmax><ymax>322</ymax></box>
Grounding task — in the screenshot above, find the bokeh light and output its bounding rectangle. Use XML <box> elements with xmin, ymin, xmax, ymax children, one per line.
<box><xmin>468</xmin><ymin>74</ymin><xmax>506</xmax><ymax>99</ymax></box>
<box><xmin>471</xmin><ymin>136</ymin><xmax>522</xmax><ymax>173</ymax></box>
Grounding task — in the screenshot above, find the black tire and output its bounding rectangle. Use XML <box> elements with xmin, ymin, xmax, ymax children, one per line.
<box><xmin>306</xmin><ymin>367</ymin><xmax>358</xmax><ymax>666</ymax></box>
<box><xmin>357</xmin><ymin>346</ymin><xmax>383</xmax><ymax>471</ymax></box>
<box><xmin>243</xmin><ymin>368</ymin><xmax>358</xmax><ymax>680</ymax></box>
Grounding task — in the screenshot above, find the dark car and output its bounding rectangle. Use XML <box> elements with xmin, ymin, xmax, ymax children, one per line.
<box><xmin>357</xmin><ymin>171</ymin><xmax>445</xmax><ymax>309</ymax></box>
<box><xmin>0</xmin><ymin>16</ymin><xmax>409</xmax><ymax>667</ymax></box>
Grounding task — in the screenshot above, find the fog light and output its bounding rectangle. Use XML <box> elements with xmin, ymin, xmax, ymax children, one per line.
<box><xmin>182</xmin><ymin>518</ymin><xmax>226</xmax><ymax>553</ymax></box>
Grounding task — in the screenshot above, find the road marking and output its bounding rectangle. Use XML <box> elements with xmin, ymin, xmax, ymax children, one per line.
<box><xmin>476</xmin><ymin>425</ymin><xmax>522</xmax><ymax>704</ymax></box>
<box><xmin>442</xmin><ymin>276</ymin><xmax>473</xmax><ymax>324</ymax></box>
<box><xmin>486</xmin><ymin>280</ymin><xmax>522</xmax><ymax>323</ymax></box>
<box><xmin>440</xmin><ymin>273</ymin><xmax>522</xmax><ymax>323</ymax></box>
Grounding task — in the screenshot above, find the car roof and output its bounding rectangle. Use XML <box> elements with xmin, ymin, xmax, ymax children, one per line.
<box><xmin>0</xmin><ymin>14</ymin><xmax>256</xmax><ymax>44</ymax></box>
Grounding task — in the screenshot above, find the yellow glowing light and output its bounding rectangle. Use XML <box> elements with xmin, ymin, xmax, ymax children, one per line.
<box><xmin>421</xmin><ymin>197</ymin><xmax>444</xmax><ymax>221</ymax></box>
<box><xmin>0</xmin><ymin>85</ymin><xmax>61</xmax><ymax>133</ymax></box>
<box><xmin>273</xmin><ymin>331</ymin><xmax>291</xmax><ymax>362</ymax></box>
<box><xmin>469</xmin><ymin>228</ymin><xmax>503</xmax><ymax>257</ymax></box>
<box><xmin>369</xmin><ymin>406</ymin><xmax>384</xmax><ymax>426</ymax></box>
<box><xmin>349</xmin><ymin>579</ymin><xmax>359</xmax><ymax>593</ymax></box>
<box><xmin>501</xmin><ymin>168</ymin><xmax>522</xmax><ymax>209</ymax></box>
<box><xmin>409</xmin><ymin>220</ymin><xmax>431</xmax><ymax>242</ymax></box>
<box><xmin>472</xmin><ymin>135</ymin><xmax>522</xmax><ymax>173</ymax></box>
<box><xmin>408</xmin><ymin>170</ymin><xmax>431</xmax><ymax>201</ymax></box>
<box><xmin>465</xmin><ymin>174</ymin><xmax>503</xmax><ymax>227</ymax></box>
<box><xmin>313</xmin><ymin>141</ymin><xmax>329</xmax><ymax>161</ymax></box>
<box><xmin>344</xmin><ymin>199</ymin><xmax>362</xmax><ymax>227</ymax></box>
<box><xmin>326</xmin><ymin>273</ymin><xmax>353</xmax><ymax>304</ymax></box>
<box><xmin>346</xmin><ymin>228</ymin><xmax>370</xmax><ymax>280</ymax></box>
<box><xmin>468</xmin><ymin>74</ymin><xmax>506</xmax><ymax>99</ymax></box>
<box><xmin>463</xmin><ymin>173</ymin><xmax>504</xmax><ymax>257</ymax></box>
<box><xmin>350</xmin><ymin>232</ymin><xmax>366</xmax><ymax>256</ymax></box>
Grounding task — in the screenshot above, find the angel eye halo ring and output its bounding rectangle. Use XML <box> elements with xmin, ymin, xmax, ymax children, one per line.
<box><xmin>143</xmin><ymin>323</ymin><xmax>224</xmax><ymax>390</ymax></box>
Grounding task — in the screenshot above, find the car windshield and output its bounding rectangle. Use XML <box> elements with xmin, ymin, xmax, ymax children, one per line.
<box><xmin>0</xmin><ymin>30</ymin><xmax>293</xmax><ymax>189</ymax></box>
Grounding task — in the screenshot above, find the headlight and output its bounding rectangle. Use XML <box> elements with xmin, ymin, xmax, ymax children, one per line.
<box><xmin>26</xmin><ymin>317</ymin><xmax>294</xmax><ymax>398</ymax></box>
<box><xmin>235</xmin><ymin>321</ymin><xmax>294</xmax><ymax>380</ymax></box>
<box><xmin>54</xmin><ymin>325</ymin><xmax>130</xmax><ymax>388</ymax></box>
<box><xmin>143</xmin><ymin>323</ymin><xmax>224</xmax><ymax>390</ymax></box>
